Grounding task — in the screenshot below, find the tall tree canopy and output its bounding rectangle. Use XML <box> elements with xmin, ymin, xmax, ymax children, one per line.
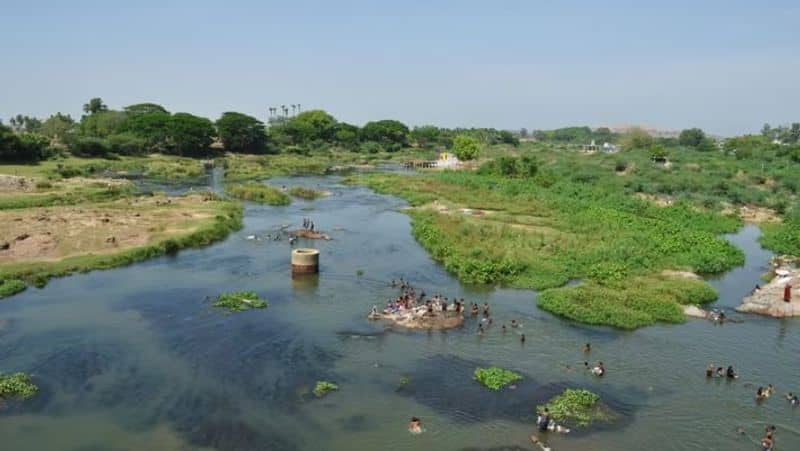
<box><xmin>679</xmin><ymin>128</ymin><xmax>706</xmax><ymax>147</ymax></box>
<box><xmin>360</xmin><ymin>120</ymin><xmax>409</xmax><ymax>150</ymax></box>
<box><xmin>124</xmin><ymin>103</ymin><xmax>169</xmax><ymax>115</ymax></box>
<box><xmin>216</xmin><ymin>112</ymin><xmax>267</xmax><ymax>153</ymax></box>
<box><xmin>167</xmin><ymin>113</ymin><xmax>215</xmax><ymax>155</ymax></box>
<box><xmin>284</xmin><ymin>110</ymin><xmax>337</xmax><ymax>143</ymax></box>
<box><xmin>40</xmin><ymin>113</ymin><xmax>75</xmax><ymax>139</ymax></box>
<box><xmin>82</xmin><ymin>97</ymin><xmax>108</xmax><ymax>115</ymax></box>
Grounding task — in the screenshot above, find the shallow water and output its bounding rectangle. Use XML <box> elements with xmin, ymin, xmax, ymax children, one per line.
<box><xmin>1</xmin><ymin>176</ymin><xmax>798</xmax><ymax>451</ymax></box>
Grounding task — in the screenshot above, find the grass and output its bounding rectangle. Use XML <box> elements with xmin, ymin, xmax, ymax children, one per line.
<box><xmin>213</xmin><ymin>290</ymin><xmax>268</xmax><ymax>312</ymax></box>
<box><xmin>537</xmin><ymin>389</ymin><xmax>606</xmax><ymax>427</ymax></box>
<box><xmin>0</xmin><ymin>372</ymin><xmax>38</xmax><ymax>400</ymax></box>
<box><xmin>313</xmin><ymin>380</ymin><xmax>339</xmax><ymax>397</ymax></box>
<box><xmin>1</xmin><ymin>155</ymin><xmax>208</xmax><ymax>181</ymax></box>
<box><xmin>350</xmin><ymin>168</ymin><xmax>744</xmax><ymax>329</ymax></box>
<box><xmin>226</xmin><ymin>182</ymin><xmax>290</xmax><ymax>205</ymax></box>
<box><xmin>474</xmin><ymin>367</ymin><xmax>523</xmax><ymax>390</ymax></box>
<box><xmin>0</xmin><ymin>195</ymin><xmax>242</xmax><ymax>291</ymax></box>
<box><xmin>0</xmin><ymin>181</ymin><xmax>135</xmax><ymax>210</ymax></box>
<box><xmin>221</xmin><ymin>149</ymin><xmax>439</xmax><ymax>183</ymax></box>
<box><xmin>288</xmin><ymin>186</ymin><xmax>324</xmax><ymax>200</ymax></box>
<box><xmin>0</xmin><ymin>279</ymin><xmax>26</xmax><ymax>299</ymax></box>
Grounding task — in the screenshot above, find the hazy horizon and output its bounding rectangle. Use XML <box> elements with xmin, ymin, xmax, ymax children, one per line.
<box><xmin>2</xmin><ymin>0</ymin><xmax>799</xmax><ymax>136</ymax></box>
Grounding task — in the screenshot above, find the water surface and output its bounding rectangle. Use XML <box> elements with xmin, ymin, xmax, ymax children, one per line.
<box><xmin>1</xmin><ymin>176</ymin><xmax>798</xmax><ymax>451</ymax></box>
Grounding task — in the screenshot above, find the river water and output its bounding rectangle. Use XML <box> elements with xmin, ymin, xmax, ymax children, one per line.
<box><xmin>1</xmin><ymin>175</ymin><xmax>798</xmax><ymax>451</ymax></box>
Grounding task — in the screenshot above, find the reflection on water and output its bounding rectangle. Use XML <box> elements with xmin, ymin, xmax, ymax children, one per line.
<box><xmin>1</xmin><ymin>177</ymin><xmax>798</xmax><ymax>451</ymax></box>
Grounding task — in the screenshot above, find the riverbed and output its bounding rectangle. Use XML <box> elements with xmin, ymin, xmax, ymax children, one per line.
<box><xmin>1</xmin><ymin>175</ymin><xmax>798</xmax><ymax>451</ymax></box>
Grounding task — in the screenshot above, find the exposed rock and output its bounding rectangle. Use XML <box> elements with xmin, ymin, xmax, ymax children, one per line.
<box><xmin>737</xmin><ymin>267</ymin><xmax>800</xmax><ymax>317</ymax></box>
<box><xmin>683</xmin><ymin>305</ymin><xmax>708</xmax><ymax>318</ymax></box>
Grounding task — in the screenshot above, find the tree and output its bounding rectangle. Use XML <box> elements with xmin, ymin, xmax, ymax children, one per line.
<box><xmin>8</xmin><ymin>115</ymin><xmax>42</xmax><ymax>133</ymax></box>
<box><xmin>124</xmin><ymin>111</ymin><xmax>171</xmax><ymax>151</ymax></box>
<box><xmin>124</xmin><ymin>103</ymin><xmax>169</xmax><ymax>115</ymax></box>
<box><xmin>498</xmin><ymin>130</ymin><xmax>519</xmax><ymax>146</ymax></box>
<box><xmin>80</xmin><ymin>110</ymin><xmax>128</xmax><ymax>138</ymax></box>
<box><xmin>678</xmin><ymin>128</ymin><xmax>706</xmax><ymax>147</ymax></box>
<box><xmin>167</xmin><ymin>113</ymin><xmax>216</xmax><ymax>155</ymax></box>
<box><xmin>40</xmin><ymin>113</ymin><xmax>75</xmax><ymax>139</ymax></box>
<box><xmin>451</xmin><ymin>135</ymin><xmax>480</xmax><ymax>161</ymax></box>
<box><xmin>360</xmin><ymin>120</ymin><xmax>409</xmax><ymax>151</ymax></box>
<box><xmin>621</xmin><ymin>127</ymin><xmax>654</xmax><ymax>150</ymax></box>
<box><xmin>0</xmin><ymin>126</ymin><xmax>50</xmax><ymax>162</ymax></box>
<box><xmin>410</xmin><ymin>125</ymin><xmax>441</xmax><ymax>148</ymax></box>
<box><xmin>333</xmin><ymin>122</ymin><xmax>359</xmax><ymax>149</ymax></box>
<box><xmin>216</xmin><ymin>112</ymin><xmax>267</xmax><ymax>153</ymax></box>
<box><xmin>82</xmin><ymin>97</ymin><xmax>108</xmax><ymax>115</ymax></box>
<box><xmin>284</xmin><ymin>109</ymin><xmax>336</xmax><ymax>143</ymax></box>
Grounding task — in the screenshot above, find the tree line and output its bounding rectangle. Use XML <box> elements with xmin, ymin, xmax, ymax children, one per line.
<box><xmin>1</xmin><ymin>98</ymin><xmax>519</xmax><ymax>162</ymax></box>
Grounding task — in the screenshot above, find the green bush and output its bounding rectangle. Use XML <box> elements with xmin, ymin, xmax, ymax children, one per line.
<box><xmin>226</xmin><ymin>183</ymin><xmax>291</xmax><ymax>206</ymax></box>
<box><xmin>0</xmin><ymin>372</ymin><xmax>38</xmax><ymax>400</ymax></box>
<box><xmin>537</xmin><ymin>389</ymin><xmax>604</xmax><ymax>427</ymax></box>
<box><xmin>313</xmin><ymin>380</ymin><xmax>339</xmax><ymax>397</ymax></box>
<box><xmin>0</xmin><ymin>279</ymin><xmax>27</xmax><ymax>299</ymax></box>
<box><xmin>474</xmin><ymin>367</ymin><xmax>523</xmax><ymax>390</ymax></box>
<box><xmin>288</xmin><ymin>186</ymin><xmax>323</xmax><ymax>200</ymax></box>
<box><xmin>213</xmin><ymin>291</ymin><xmax>267</xmax><ymax>313</ymax></box>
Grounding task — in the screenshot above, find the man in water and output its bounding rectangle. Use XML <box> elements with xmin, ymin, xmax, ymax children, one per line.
<box><xmin>592</xmin><ymin>362</ymin><xmax>605</xmax><ymax>376</ymax></box>
<box><xmin>706</xmin><ymin>363</ymin><xmax>715</xmax><ymax>378</ymax></box>
<box><xmin>537</xmin><ymin>408</ymin><xmax>551</xmax><ymax>432</ymax></box>
<box><xmin>726</xmin><ymin>365</ymin><xmax>738</xmax><ymax>379</ymax></box>
<box><xmin>520</xmin><ymin>334</ymin><xmax>526</xmax><ymax>343</ymax></box>
<box><xmin>583</xmin><ymin>343</ymin><xmax>591</xmax><ymax>353</ymax></box>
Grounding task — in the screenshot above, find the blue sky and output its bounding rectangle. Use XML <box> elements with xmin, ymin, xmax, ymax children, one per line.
<box><xmin>1</xmin><ymin>0</ymin><xmax>798</xmax><ymax>135</ymax></box>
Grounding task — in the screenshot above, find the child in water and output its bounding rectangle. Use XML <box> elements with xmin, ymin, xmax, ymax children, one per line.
<box><xmin>409</xmin><ymin>417</ymin><xmax>423</xmax><ymax>434</ymax></box>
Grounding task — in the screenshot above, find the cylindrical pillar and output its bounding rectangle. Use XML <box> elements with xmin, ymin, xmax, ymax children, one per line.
<box><xmin>292</xmin><ymin>248</ymin><xmax>319</xmax><ymax>275</ymax></box>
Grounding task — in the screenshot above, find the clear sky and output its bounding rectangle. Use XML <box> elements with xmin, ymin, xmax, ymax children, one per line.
<box><xmin>1</xmin><ymin>0</ymin><xmax>798</xmax><ymax>135</ymax></box>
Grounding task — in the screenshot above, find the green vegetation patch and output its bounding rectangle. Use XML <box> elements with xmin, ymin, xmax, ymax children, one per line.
<box><xmin>313</xmin><ymin>380</ymin><xmax>339</xmax><ymax>397</ymax></box>
<box><xmin>0</xmin><ymin>372</ymin><xmax>38</xmax><ymax>400</ymax></box>
<box><xmin>474</xmin><ymin>367</ymin><xmax>523</xmax><ymax>390</ymax></box>
<box><xmin>537</xmin><ymin>389</ymin><xmax>607</xmax><ymax>427</ymax></box>
<box><xmin>213</xmin><ymin>291</ymin><xmax>268</xmax><ymax>313</ymax></box>
<box><xmin>288</xmin><ymin>186</ymin><xmax>324</xmax><ymax>200</ymax></box>
<box><xmin>351</xmin><ymin>171</ymin><xmax>741</xmax><ymax>329</ymax></box>
<box><xmin>0</xmin><ymin>279</ymin><xmax>27</xmax><ymax>299</ymax></box>
<box><xmin>226</xmin><ymin>183</ymin><xmax>290</xmax><ymax>206</ymax></box>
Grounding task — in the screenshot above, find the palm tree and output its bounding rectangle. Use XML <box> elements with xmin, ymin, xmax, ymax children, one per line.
<box><xmin>297</xmin><ymin>104</ymin><xmax>301</xmax><ymax>113</ymax></box>
<box><xmin>291</xmin><ymin>104</ymin><xmax>296</xmax><ymax>116</ymax></box>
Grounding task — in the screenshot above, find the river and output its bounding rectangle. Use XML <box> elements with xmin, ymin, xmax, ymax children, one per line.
<box><xmin>1</xmin><ymin>174</ymin><xmax>798</xmax><ymax>451</ymax></box>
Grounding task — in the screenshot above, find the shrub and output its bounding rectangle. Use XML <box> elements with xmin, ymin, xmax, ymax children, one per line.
<box><xmin>474</xmin><ymin>367</ymin><xmax>523</xmax><ymax>390</ymax></box>
<box><xmin>0</xmin><ymin>279</ymin><xmax>27</xmax><ymax>299</ymax></box>
<box><xmin>313</xmin><ymin>380</ymin><xmax>339</xmax><ymax>397</ymax></box>
<box><xmin>213</xmin><ymin>291</ymin><xmax>267</xmax><ymax>313</ymax></box>
<box><xmin>0</xmin><ymin>372</ymin><xmax>38</xmax><ymax>400</ymax></box>
<box><xmin>537</xmin><ymin>389</ymin><xmax>603</xmax><ymax>427</ymax></box>
<box><xmin>226</xmin><ymin>183</ymin><xmax>291</xmax><ymax>206</ymax></box>
<box><xmin>288</xmin><ymin>186</ymin><xmax>323</xmax><ymax>200</ymax></box>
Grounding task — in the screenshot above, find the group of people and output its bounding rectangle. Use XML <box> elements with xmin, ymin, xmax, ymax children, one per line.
<box><xmin>536</xmin><ymin>408</ymin><xmax>570</xmax><ymax>434</ymax></box>
<box><xmin>705</xmin><ymin>363</ymin><xmax>738</xmax><ymax>379</ymax></box>
<box><xmin>301</xmin><ymin>217</ymin><xmax>316</xmax><ymax>232</ymax></box>
<box><xmin>375</xmin><ymin>280</ymin><xmax>466</xmax><ymax>320</ymax></box>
